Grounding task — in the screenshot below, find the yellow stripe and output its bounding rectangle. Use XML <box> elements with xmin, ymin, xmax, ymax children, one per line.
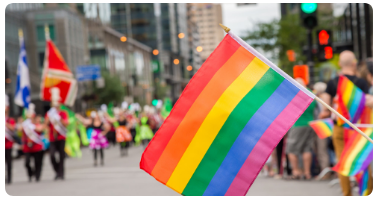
<box><xmin>342</xmin><ymin>80</ymin><xmax>353</xmax><ymax>105</ymax></box>
<box><xmin>340</xmin><ymin>135</ymin><xmax>368</xmax><ymax>175</ymax></box>
<box><xmin>318</xmin><ymin>123</ymin><xmax>332</xmax><ymax>137</ymax></box>
<box><xmin>166</xmin><ymin>57</ymin><xmax>269</xmax><ymax>192</ymax></box>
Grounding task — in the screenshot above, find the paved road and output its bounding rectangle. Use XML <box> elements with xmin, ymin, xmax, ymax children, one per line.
<box><xmin>5</xmin><ymin>145</ymin><xmax>345</xmax><ymax>196</ymax></box>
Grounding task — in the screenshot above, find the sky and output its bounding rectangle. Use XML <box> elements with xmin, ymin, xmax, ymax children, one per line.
<box><xmin>222</xmin><ymin>3</ymin><xmax>281</xmax><ymax>37</ymax></box>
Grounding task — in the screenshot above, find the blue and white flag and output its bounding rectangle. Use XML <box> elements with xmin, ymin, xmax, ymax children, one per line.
<box><xmin>14</xmin><ymin>36</ymin><xmax>31</xmax><ymax>108</ymax></box>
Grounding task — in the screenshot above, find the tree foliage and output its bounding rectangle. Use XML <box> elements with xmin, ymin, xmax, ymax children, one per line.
<box><xmin>242</xmin><ymin>14</ymin><xmax>307</xmax><ymax>75</ymax></box>
<box><xmin>92</xmin><ymin>71</ymin><xmax>125</xmax><ymax>105</ymax></box>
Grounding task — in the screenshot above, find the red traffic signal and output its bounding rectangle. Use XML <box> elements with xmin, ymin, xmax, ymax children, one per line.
<box><xmin>316</xmin><ymin>29</ymin><xmax>333</xmax><ymax>61</ymax></box>
<box><xmin>324</xmin><ymin>46</ymin><xmax>333</xmax><ymax>59</ymax></box>
<box><xmin>318</xmin><ymin>30</ymin><xmax>330</xmax><ymax>45</ymax></box>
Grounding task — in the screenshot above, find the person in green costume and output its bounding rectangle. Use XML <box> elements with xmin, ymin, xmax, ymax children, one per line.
<box><xmin>134</xmin><ymin>110</ymin><xmax>154</xmax><ymax>148</ymax></box>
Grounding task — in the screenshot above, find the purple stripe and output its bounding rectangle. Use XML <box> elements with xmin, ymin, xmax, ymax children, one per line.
<box><xmin>355</xmin><ymin>151</ymin><xmax>373</xmax><ymax>176</ymax></box>
<box><xmin>352</xmin><ymin>93</ymin><xmax>366</xmax><ymax>123</ymax></box>
<box><xmin>225</xmin><ymin>91</ymin><xmax>313</xmax><ymax>196</ymax></box>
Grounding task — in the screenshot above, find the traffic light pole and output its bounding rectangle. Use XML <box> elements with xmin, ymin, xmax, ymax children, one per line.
<box><xmin>307</xmin><ymin>28</ymin><xmax>314</xmax><ymax>85</ymax></box>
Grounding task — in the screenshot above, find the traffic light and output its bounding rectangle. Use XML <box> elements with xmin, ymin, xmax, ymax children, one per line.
<box><xmin>316</xmin><ymin>29</ymin><xmax>333</xmax><ymax>61</ymax></box>
<box><xmin>293</xmin><ymin>65</ymin><xmax>309</xmax><ymax>86</ymax></box>
<box><xmin>152</xmin><ymin>99</ymin><xmax>158</xmax><ymax>106</ymax></box>
<box><xmin>300</xmin><ymin>3</ymin><xmax>318</xmax><ymax>29</ymax></box>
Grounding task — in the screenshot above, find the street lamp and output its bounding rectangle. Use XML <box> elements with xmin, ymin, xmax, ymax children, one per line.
<box><xmin>152</xmin><ymin>49</ymin><xmax>159</xmax><ymax>55</ymax></box>
<box><xmin>173</xmin><ymin>59</ymin><xmax>180</xmax><ymax>65</ymax></box>
<box><xmin>120</xmin><ymin>36</ymin><xmax>127</xmax><ymax>42</ymax></box>
<box><xmin>186</xmin><ymin>65</ymin><xmax>193</xmax><ymax>71</ymax></box>
<box><xmin>196</xmin><ymin>46</ymin><xmax>203</xmax><ymax>52</ymax></box>
<box><xmin>178</xmin><ymin>33</ymin><xmax>185</xmax><ymax>39</ymax></box>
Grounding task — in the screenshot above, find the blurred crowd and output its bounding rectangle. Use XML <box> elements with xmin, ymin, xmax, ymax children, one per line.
<box><xmin>5</xmin><ymin>91</ymin><xmax>167</xmax><ymax>184</ymax></box>
<box><xmin>261</xmin><ymin>50</ymin><xmax>373</xmax><ymax>195</ymax></box>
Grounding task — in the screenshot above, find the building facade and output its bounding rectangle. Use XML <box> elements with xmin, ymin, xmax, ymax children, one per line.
<box><xmin>5</xmin><ymin>6</ymin><xmax>89</xmax><ymax>115</ymax></box>
<box><xmin>191</xmin><ymin>3</ymin><xmax>224</xmax><ymax>62</ymax></box>
<box><xmin>87</xmin><ymin>19</ymin><xmax>153</xmax><ymax>106</ymax></box>
<box><xmin>110</xmin><ymin>3</ymin><xmax>191</xmax><ymax>102</ymax></box>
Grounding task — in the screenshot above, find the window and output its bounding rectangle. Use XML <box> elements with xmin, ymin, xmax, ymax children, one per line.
<box><xmin>38</xmin><ymin>52</ymin><xmax>45</xmax><ymax>72</ymax></box>
<box><xmin>36</xmin><ymin>24</ymin><xmax>55</xmax><ymax>42</ymax></box>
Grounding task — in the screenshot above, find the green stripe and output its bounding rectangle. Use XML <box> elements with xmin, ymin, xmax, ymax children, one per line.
<box><xmin>349</xmin><ymin>133</ymin><xmax>373</xmax><ymax>175</ymax></box>
<box><xmin>182</xmin><ymin>68</ymin><xmax>284</xmax><ymax>196</ymax></box>
<box><xmin>347</xmin><ymin>86</ymin><xmax>356</xmax><ymax>109</ymax></box>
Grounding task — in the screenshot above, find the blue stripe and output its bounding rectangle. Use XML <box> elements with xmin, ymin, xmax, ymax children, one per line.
<box><xmin>361</xmin><ymin>169</ymin><xmax>369</xmax><ymax>195</ymax></box>
<box><xmin>351</xmin><ymin>143</ymin><xmax>373</xmax><ymax>175</ymax></box>
<box><xmin>349</xmin><ymin>90</ymin><xmax>364</xmax><ymax>121</ymax></box>
<box><xmin>203</xmin><ymin>80</ymin><xmax>300</xmax><ymax>195</ymax></box>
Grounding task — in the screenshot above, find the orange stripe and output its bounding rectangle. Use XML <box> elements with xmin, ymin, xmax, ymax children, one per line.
<box><xmin>338</xmin><ymin>133</ymin><xmax>360</xmax><ymax>171</ymax></box>
<box><xmin>151</xmin><ymin>46</ymin><xmax>255</xmax><ymax>184</ymax></box>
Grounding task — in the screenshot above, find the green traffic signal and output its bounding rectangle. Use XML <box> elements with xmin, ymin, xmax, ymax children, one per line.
<box><xmin>301</xmin><ymin>3</ymin><xmax>317</xmax><ymax>14</ymax></box>
<box><xmin>152</xmin><ymin>99</ymin><xmax>158</xmax><ymax>106</ymax></box>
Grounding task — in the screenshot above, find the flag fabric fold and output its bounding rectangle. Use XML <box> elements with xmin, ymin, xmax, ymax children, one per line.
<box><xmin>309</xmin><ymin>118</ymin><xmax>334</xmax><ymax>139</ymax></box>
<box><xmin>140</xmin><ymin>31</ymin><xmax>315</xmax><ymax>196</ymax></box>
<box><xmin>332</xmin><ymin>127</ymin><xmax>373</xmax><ymax>176</ymax></box>
<box><xmin>355</xmin><ymin>167</ymin><xmax>370</xmax><ymax>196</ymax></box>
<box><xmin>14</xmin><ymin>36</ymin><xmax>31</xmax><ymax>108</ymax></box>
<box><xmin>40</xmin><ymin>39</ymin><xmax>77</xmax><ymax>106</ymax></box>
<box><xmin>336</xmin><ymin>75</ymin><xmax>365</xmax><ymax>127</ymax></box>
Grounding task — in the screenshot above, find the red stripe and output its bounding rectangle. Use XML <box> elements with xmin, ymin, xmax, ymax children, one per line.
<box><xmin>140</xmin><ymin>35</ymin><xmax>241</xmax><ymax>174</ymax></box>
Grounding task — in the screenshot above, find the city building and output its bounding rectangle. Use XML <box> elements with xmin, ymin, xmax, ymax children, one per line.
<box><xmin>5</xmin><ymin>10</ymin><xmax>28</xmax><ymax>116</ymax></box>
<box><xmin>190</xmin><ymin>3</ymin><xmax>224</xmax><ymax>62</ymax></box>
<box><xmin>110</xmin><ymin>3</ymin><xmax>191</xmax><ymax>102</ymax></box>
<box><xmin>6</xmin><ymin>3</ymin><xmax>43</xmax><ymax>11</ymax></box>
<box><xmin>87</xmin><ymin>19</ymin><xmax>153</xmax><ymax>106</ymax></box>
<box><xmin>186</xmin><ymin>4</ymin><xmax>202</xmax><ymax>77</ymax></box>
<box><xmin>5</xmin><ymin>5</ymin><xmax>89</xmax><ymax>114</ymax></box>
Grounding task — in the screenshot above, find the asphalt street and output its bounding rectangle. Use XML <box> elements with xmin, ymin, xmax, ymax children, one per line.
<box><xmin>5</xmin><ymin>144</ymin><xmax>345</xmax><ymax>196</ymax></box>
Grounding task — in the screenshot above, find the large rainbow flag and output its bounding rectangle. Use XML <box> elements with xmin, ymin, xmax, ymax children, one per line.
<box><xmin>140</xmin><ymin>31</ymin><xmax>315</xmax><ymax>196</ymax></box>
<box><xmin>355</xmin><ymin>167</ymin><xmax>370</xmax><ymax>196</ymax></box>
<box><xmin>336</xmin><ymin>75</ymin><xmax>365</xmax><ymax>127</ymax></box>
<box><xmin>40</xmin><ymin>38</ymin><xmax>77</xmax><ymax>106</ymax></box>
<box><xmin>332</xmin><ymin>127</ymin><xmax>373</xmax><ymax>176</ymax></box>
<box><xmin>309</xmin><ymin>118</ymin><xmax>334</xmax><ymax>139</ymax></box>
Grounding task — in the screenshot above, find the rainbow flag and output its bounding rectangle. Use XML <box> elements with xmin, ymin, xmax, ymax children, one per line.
<box><xmin>309</xmin><ymin>118</ymin><xmax>334</xmax><ymax>139</ymax></box>
<box><xmin>140</xmin><ymin>31</ymin><xmax>315</xmax><ymax>196</ymax></box>
<box><xmin>332</xmin><ymin>127</ymin><xmax>373</xmax><ymax>176</ymax></box>
<box><xmin>355</xmin><ymin>167</ymin><xmax>370</xmax><ymax>196</ymax></box>
<box><xmin>336</xmin><ymin>75</ymin><xmax>365</xmax><ymax>127</ymax></box>
<box><xmin>358</xmin><ymin>106</ymin><xmax>373</xmax><ymax>124</ymax></box>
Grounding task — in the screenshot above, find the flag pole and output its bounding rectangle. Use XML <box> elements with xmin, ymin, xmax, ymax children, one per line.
<box><xmin>218</xmin><ymin>24</ymin><xmax>373</xmax><ymax>144</ymax></box>
<box><xmin>18</xmin><ymin>28</ymin><xmax>23</xmax><ymax>43</ymax></box>
<box><xmin>315</xmin><ymin>96</ymin><xmax>373</xmax><ymax>143</ymax></box>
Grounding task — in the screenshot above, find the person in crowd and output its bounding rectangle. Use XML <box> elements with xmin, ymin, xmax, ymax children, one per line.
<box><xmin>5</xmin><ymin>94</ymin><xmax>16</xmax><ymax>185</ymax></box>
<box><xmin>319</xmin><ymin>50</ymin><xmax>371</xmax><ymax>195</ymax></box>
<box><xmin>126</xmin><ymin>108</ymin><xmax>138</xmax><ymax>145</ymax></box>
<box><xmin>76</xmin><ymin>111</ymin><xmax>110</xmax><ymax>166</ymax></box>
<box><xmin>365</xmin><ymin>59</ymin><xmax>373</xmax><ymax>107</ymax></box>
<box><xmin>312</xmin><ymin>82</ymin><xmax>331</xmax><ymax>180</ymax></box>
<box><xmin>44</xmin><ymin>87</ymin><xmax>69</xmax><ymax>180</ymax></box>
<box><xmin>105</xmin><ymin>108</ymin><xmax>133</xmax><ymax>156</ymax></box>
<box><xmin>135</xmin><ymin>106</ymin><xmax>154</xmax><ymax>148</ymax></box>
<box><xmin>151</xmin><ymin>106</ymin><xmax>164</xmax><ymax>134</ymax></box>
<box><xmin>15</xmin><ymin>116</ymin><xmax>25</xmax><ymax>159</ymax></box>
<box><xmin>20</xmin><ymin>104</ymin><xmax>45</xmax><ymax>182</ymax></box>
<box><xmin>286</xmin><ymin>78</ymin><xmax>317</xmax><ymax>180</ymax></box>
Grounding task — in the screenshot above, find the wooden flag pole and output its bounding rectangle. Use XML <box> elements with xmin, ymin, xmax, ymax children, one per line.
<box><xmin>315</xmin><ymin>96</ymin><xmax>373</xmax><ymax>143</ymax></box>
<box><xmin>219</xmin><ymin>23</ymin><xmax>373</xmax><ymax>144</ymax></box>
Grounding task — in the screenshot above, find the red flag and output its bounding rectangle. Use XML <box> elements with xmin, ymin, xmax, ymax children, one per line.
<box><xmin>40</xmin><ymin>40</ymin><xmax>77</xmax><ymax>106</ymax></box>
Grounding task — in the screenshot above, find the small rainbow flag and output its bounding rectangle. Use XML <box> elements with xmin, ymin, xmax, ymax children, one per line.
<box><xmin>332</xmin><ymin>128</ymin><xmax>373</xmax><ymax>176</ymax></box>
<box><xmin>336</xmin><ymin>75</ymin><xmax>365</xmax><ymax>127</ymax></box>
<box><xmin>355</xmin><ymin>167</ymin><xmax>370</xmax><ymax>196</ymax></box>
<box><xmin>140</xmin><ymin>31</ymin><xmax>315</xmax><ymax>196</ymax></box>
<box><xmin>309</xmin><ymin>118</ymin><xmax>334</xmax><ymax>139</ymax></box>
